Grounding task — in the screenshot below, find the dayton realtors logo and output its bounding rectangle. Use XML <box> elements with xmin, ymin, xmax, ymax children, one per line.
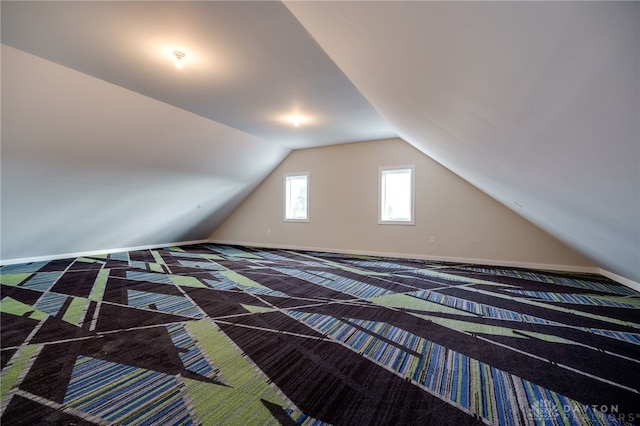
<box><xmin>530</xmin><ymin>399</ymin><xmax>560</xmax><ymax>421</ymax></box>
<box><xmin>529</xmin><ymin>400</ymin><xmax>636</xmax><ymax>424</ymax></box>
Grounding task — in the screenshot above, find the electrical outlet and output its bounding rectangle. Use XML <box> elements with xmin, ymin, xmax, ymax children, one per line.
<box><xmin>429</xmin><ymin>236</ymin><xmax>436</xmax><ymax>244</ymax></box>
<box><xmin>267</xmin><ymin>229</ymin><xmax>271</xmax><ymax>235</ymax></box>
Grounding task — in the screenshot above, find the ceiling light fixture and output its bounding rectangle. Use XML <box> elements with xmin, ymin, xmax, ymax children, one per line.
<box><xmin>288</xmin><ymin>115</ymin><xmax>306</xmax><ymax>127</ymax></box>
<box><xmin>173</xmin><ymin>51</ymin><xmax>185</xmax><ymax>69</ymax></box>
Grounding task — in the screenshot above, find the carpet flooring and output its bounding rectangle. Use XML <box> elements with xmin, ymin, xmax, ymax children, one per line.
<box><xmin>1</xmin><ymin>243</ymin><xmax>639</xmax><ymax>425</ymax></box>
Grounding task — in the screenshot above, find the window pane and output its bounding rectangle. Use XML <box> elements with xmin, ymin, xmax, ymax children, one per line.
<box><xmin>380</xmin><ymin>168</ymin><xmax>413</xmax><ymax>223</ymax></box>
<box><xmin>285</xmin><ymin>174</ymin><xmax>308</xmax><ymax>220</ymax></box>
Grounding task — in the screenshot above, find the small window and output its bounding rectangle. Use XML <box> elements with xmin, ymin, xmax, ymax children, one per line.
<box><xmin>284</xmin><ymin>173</ymin><xmax>309</xmax><ymax>221</ymax></box>
<box><xmin>379</xmin><ymin>166</ymin><xmax>415</xmax><ymax>225</ymax></box>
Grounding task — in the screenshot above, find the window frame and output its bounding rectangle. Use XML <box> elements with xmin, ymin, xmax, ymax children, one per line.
<box><xmin>284</xmin><ymin>172</ymin><xmax>310</xmax><ymax>222</ymax></box>
<box><xmin>378</xmin><ymin>165</ymin><xmax>415</xmax><ymax>225</ymax></box>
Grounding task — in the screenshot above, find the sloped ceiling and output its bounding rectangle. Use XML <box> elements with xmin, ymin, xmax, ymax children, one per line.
<box><xmin>285</xmin><ymin>1</ymin><xmax>640</xmax><ymax>282</ymax></box>
<box><xmin>0</xmin><ymin>1</ymin><xmax>395</xmax><ymax>261</ymax></box>
<box><xmin>1</xmin><ymin>1</ymin><xmax>638</xmax><ymax>282</ymax></box>
<box><xmin>1</xmin><ymin>45</ymin><xmax>290</xmax><ymax>258</ymax></box>
<box><xmin>1</xmin><ymin>1</ymin><xmax>395</xmax><ymax>149</ymax></box>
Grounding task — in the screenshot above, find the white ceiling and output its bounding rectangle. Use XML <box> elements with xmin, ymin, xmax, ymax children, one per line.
<box><xmin>1</xmin><ymin>1</ymin><xmax>395</xmax><ymax>149</ymax></box>
<box><xmin>2</xmin><ymin>1</ymin><xmax>639</xmax><ymax>282</ymax></box>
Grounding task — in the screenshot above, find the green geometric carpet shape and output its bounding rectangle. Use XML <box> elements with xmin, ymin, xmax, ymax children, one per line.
<box><xmin>241</xmin><ymin>304</ymin><xmax>276</xmax><ymax>314</ymax></box>
<box><xmin>0</xmin><ymin>274</ymin><xmax>32</xmax><ymax>286</ymax></box>
<box><xmin>0</xmin><ymin>297</ymin><xmax>48</xmax><ymax>321</ymax></box>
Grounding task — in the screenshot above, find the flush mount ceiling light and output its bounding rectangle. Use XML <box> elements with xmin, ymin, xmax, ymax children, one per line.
<box><xmin>287</xmin><ymin>114</ymin><xmax>307</xmax><ymax>127</ymax></box>
<box><xmin>173</xmin><ymin>51</ymin><xmax>186</xmax><ymax>68</ymax></box>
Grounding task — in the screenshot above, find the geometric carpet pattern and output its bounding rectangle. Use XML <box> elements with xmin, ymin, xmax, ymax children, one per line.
<box><xmin>1</xmin><ymin>243</ymin><xmax>638</xmax><ymax>425</ymax></box>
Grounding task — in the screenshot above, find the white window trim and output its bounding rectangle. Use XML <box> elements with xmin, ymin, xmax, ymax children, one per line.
<box><xmin>284</xmin><ymin>172</ymin><xmax>310</xmax><ymax>222</ymax></box>
<box><xmin>378</xmin><ymin>165</ymin><xmax>415</xmax><ymax>225</ymax></box>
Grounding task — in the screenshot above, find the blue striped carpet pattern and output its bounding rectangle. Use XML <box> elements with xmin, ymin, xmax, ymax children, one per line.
<box><xmin>459</xmin><ymin>266</ymin><xmax>636</xmax><ymax>296</ymax></box>
<box><xmin>33</xmin><ymin>291</ymin><xmax>68</xmax><ymax>317</ymax></box>
<box><xmin>127</xmin><ymin>289</ymin><xmax>203</xmax><ymax>319</ymax></box>
<box><xmin>21</xmin><ymin>271</ymin><xmax>63</xmax><ymax>292</ymax></box>
<box><xmin>409</xmin><ymin>290</ymin><xmax>559</xmax><ymax>325</ymax></box>
<box><xmin>503</xmin><ymin>289</ymin><xmax>638</xmax><ymax>308</ymax></box>
<box><xmin>64</xmin><ymin>356</ymin><xmax>193</xmax><ymax>425</ymax></box>
<box><xmin>287</xmin><ymin>311</ymin><xmax>617</xmax><ymax>425</ymax></box>
<box><xmin>1</xmin><ymin>244</ymin><xmax>639</xmax><ymax>425</ymax></box>
<box><xmin>165</xmin><ymin>323</ymin><xmax>224</xmax><ymax>382</ymax></box>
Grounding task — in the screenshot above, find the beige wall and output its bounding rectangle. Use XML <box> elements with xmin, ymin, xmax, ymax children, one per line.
<box><xmin>211</xmin><ymin>138</ymin><xmax>597</xmax><ymax>271</ymax></box>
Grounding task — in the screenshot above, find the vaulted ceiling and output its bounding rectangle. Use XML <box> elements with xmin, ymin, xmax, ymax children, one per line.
<box><xmin>1</xmin><ymin>1</ymin><xmax>395</xmax><ymax>149</ymax></box>
<box><xmin>2</xmin><ymin>1</ymin><xmax>638</xmax><ymax>282</ymax></box>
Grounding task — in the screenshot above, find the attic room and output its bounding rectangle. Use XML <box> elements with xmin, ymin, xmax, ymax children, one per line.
<box><xmin>1</xmin><ymin>2</ymin><xmax>638</xmax><ymax>425</ymax></box>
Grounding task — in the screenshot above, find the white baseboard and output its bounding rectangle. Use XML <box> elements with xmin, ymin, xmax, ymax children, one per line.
<box><xmin>0</xmin><ymin>239</ymin><xmax>210</xmax><ymax>266</ymax></box>
<box><xmin>208</xmin><ymin>239</ymin><xmax>602</xmax><ymax>275</ymax></box>
<box><xmin>599</xmin><ymin>269</ymin><xmax>640</xmax><ymax>292</ymax></box>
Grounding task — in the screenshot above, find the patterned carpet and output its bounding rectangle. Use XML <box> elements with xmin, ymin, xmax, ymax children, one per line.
<box><xmin>1</xmin><ymin>244</ymin><xmax>639</xmax><ymax>425</ymax></box>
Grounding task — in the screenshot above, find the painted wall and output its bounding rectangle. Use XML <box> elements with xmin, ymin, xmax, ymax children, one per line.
<box><xmin>211</xmin><ymin>138</ymin><xmax>597</xmax><ymax>271</ymax></box>
<box><xmin>1</xmin><ymin>45</ymin><xmax>289</xmax><ymax>262</ymax></box>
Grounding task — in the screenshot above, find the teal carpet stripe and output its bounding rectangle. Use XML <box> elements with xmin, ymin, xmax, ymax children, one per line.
<box><xmin>128</xmin><ymin>260</ymin><xmax>148</xmax><ymax>270</ymax></box>
<box><xmin>277</xmin><ymin>268</ymin><xmax>394</xmax><ymax>298</ymax></box>
<box><xmin>176</xmin><ymin>260</ymin><xmax>226</xmax><ymax>270</ymax></box>
<box><xmin>168</xmin><ymin>251</ymin><xmax>215</xmax><ymax>259</ymax></box>
<box><xmin>253</xmin><ymin>253</ymin><xmax>289</xmax><ymax>262</ymax></box>
<box><xmin>329</xmin><ymin>276</ymin><xmax>393</xmax><ymax>298</ymax></box>
<box><xmin>203</xmin><ymin>278</ymin><xmax>240</xmax><ymax>291</ymax></box>
<box><xmin>126</xmin><ymin>270</ymin><xmax>174</xmax><ymax>284</ymax></box>
<box><xmin>504</xmin><ymin>289</ymin><xmax>639</xmax><ymax>308</ymax></box>
<box><xmin>342</xmin><ymin>259</ymin><xmax>418</xmax><ymax>270</ymax></box>
<box><xmin>132</xmin><ymin>395</ymin><xmax>193</xmax><ymax>426</ymax></box>
<box><xmin>315</xmin><ymin>269</ymin><xmax>396</xmax><ymax>296</ymax></box>
<box><xmin>166</xmin><ymin>323</ymin><xmax>192</xmax><ymax>348</ymax></box>
<box><xmin>237</xmin><ymin>285</ymin><xmax>289</xmax><ymax>297</ymax></box>
<box><xmin>274</xmin><ymin>268</ymin><xmax>333</xmax><ymax>286</ymax></box>
<box><xmin>204</xmin><ymin>272</ymin><xmax>289</xmax><ymax>296</ymax></box>
<box><xmin>127</xmin><ymin>289</ymin><xmax>202</xmax><ymax>318</ymax></box>
<box><xmin>589</xmin><ymin>329</ymin><xmax>640</xmax><ymax>345</ymax></box>
<box><xmin>459</xmin><ymin>267</ymin><xmax>635</xmax><ymax>296</ymax></box>
<box><xmin>108</xmin><ymin>251</ymin><xmax>129</xmax><ymax>261</ymax></box>
<box><xmin>34</xmin><ymin>292</ymin><xmax>67</xmax><ymax>316</ymax></box>
<box><xmin>166</xmin><ymin>324</ymin><xmax>223</xmax><ymax>381</ymax></box>
<box><xmin>206</xmin><ymin>245</ymin><xmax>257</xmax><ymax>257</ymax></box>
<box><xmin>412</xmin><ymin>290</ymin><xmax>557</xmax><ymax>325</ymax></box>
<box><xmin>21</xmin><ymin>271</ymin><xmax>63</xmax><ymax>292</ymax></box>
<box><xmin>64</xmin><ymin>356</ymin><xmax>192</xmax><ymax>425</ymax></box>
<box><xmin>0</xmin><ymin>261</ymin><xmax>48</xmax><ymax>275</ymax></box>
